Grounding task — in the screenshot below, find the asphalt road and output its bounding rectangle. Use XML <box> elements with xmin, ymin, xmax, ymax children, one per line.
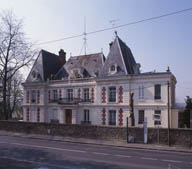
<box><xmin>0</xmin><ymin>135</ymin><xmax>191</xmax><ymax>169</ymax></box>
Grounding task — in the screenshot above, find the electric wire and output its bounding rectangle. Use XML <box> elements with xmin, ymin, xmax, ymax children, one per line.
<box><xmin>36</xmin><ymin>7</ymin><xmax>192</xmax><ymax>46</ymax></box>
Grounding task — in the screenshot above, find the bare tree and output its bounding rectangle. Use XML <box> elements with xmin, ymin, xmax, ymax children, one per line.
<box><xmin>7</xmin><ymin>71</ymin><xmax>24</xmax><ymax>119</ymax></box>
<box><xmin>0</xmin><ymin>11</ymin><xmax>36</xmax><ymax>120</ymax></box>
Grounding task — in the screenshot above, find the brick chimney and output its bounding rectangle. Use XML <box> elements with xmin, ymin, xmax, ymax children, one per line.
<box><xmin>59</xmin><ymin>49</ymin><xmax>66</xmax><ymax>65</ymax></box>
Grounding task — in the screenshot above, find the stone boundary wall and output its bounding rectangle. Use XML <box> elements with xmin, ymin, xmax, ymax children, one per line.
<box><xmin>0</xmin><ymin>121</ymin><xmax>191</xmax><ymax>147</ymax></box>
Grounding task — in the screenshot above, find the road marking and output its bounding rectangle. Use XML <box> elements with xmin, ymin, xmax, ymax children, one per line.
<box><xmin>9</xmin><ymin>142</ymin><xmax>86</xmax><ymax>153</ymax></box>
<box><xmin>162</xmin><ymin>159</ymin><xmax>182</xmax><ymax>163</ymax></box>
<box><xmin>115</xmin><ymin>155</ymin><xmax>131</xmax><ymax>158</ymax></box>
<box><xmin>92</xmin><ymin>152</ymin><xmax>109</xmax><ymax>156</ymax></box>
<box><xmin>141</xmin><ymin>157</ymin><xmax>157</xmax><ymax>161</ymax></box>
<box><xmin>0</xmin><ymin>156</ymin><xmax>73</xmax><ymax>169</ymax></box>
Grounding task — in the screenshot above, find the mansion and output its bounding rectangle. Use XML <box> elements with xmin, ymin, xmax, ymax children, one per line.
<box><xmin>22</xmin><ymin>34</ymin><xmax>177</xmax><ymax>128</ymax></box>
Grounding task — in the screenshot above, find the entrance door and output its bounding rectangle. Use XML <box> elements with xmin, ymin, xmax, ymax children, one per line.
<box><xmin>65</xmin><ymin>109</ymin><xmax>72</xmax><ymax>124</ymax></box>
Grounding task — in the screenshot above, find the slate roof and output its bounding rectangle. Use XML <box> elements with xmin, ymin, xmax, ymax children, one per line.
<box><xmin>99</xmin><ymin>35</ymin><xmax>139</xmax><ymax>77</ymax></box>
<box><xmin>55</xmin><ymin>53</ymin><xmax>105</xmax><ymax>80</ymax></box>
<box><xmin>118</xmin><ymin>37</ymin><xmax>137</xmax><ymax>74</ymax></box>
<box><xmin>41</xmin><ymin>50</ymin><xmax>63</xmax><ymax>81</ymax></box>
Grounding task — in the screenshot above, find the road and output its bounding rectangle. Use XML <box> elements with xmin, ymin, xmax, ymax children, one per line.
<box><xmin>0</xmin><ymin>135</ymin><xmax>191</xmax><ymax>169</ymax></box>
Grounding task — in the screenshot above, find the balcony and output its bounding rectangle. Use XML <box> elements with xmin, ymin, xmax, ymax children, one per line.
<box><xmin>50</xmin><ymin>98</ymin><xmax>92</xmax><ymax>105</ymax></box>
<box><xmin>81</xmin><ymin>121</ymin><xmax>91</xmax><ymax>125</ymax></box>
<box><xmin>58</xmin><ymin>98</ymin><xmax>79</xmax><ymax>105</ymax></box>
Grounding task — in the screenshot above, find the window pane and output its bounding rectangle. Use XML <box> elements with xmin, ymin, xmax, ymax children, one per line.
<box><xmin>138</xmin><ymin>110</ymin><xmax>144</xmax><ymax>124</ymax></box>
<box><xmin>154</xmin><ymin>84</ymin><xmax>161</xmax><ymax>100</ymax></box>
<box><xmin>109</xmin><ymin>87</ymin><xmax>116</xmax><ymax>102</ymax></box>
<box><xmin>154</xmin><ymin>110</ymin><xmax>161</xmax><ymax>125</ymax></box>
<box><xmin>109</xmin><ymin>110</ymin><xmax>116</xmax><ymax>125</ymax></box>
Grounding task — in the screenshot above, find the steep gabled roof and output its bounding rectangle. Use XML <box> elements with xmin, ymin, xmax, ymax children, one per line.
<box><xmin>26</xmin><ymin>50</ymin><xmax>63</xmax><ymax>82</ymax></box>
<box><xmin>99</xmin><ymin>35</ymin><xmax>139</xmax><ymax>77</ymax></box>
<box><xmin>41</xmin><ymin>50</ymin><xmax>62</xmax><ymax>81</ymax></box>
<box><xmin>118</xmin><ymin>37</ymin><xmax>137</xmax><ymax>74</ymax></box>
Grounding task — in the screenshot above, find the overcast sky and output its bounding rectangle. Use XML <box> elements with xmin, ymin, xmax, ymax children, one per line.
<box><xmin>1</xmin><ymin>0</ymin><xmax>192</xmax><ymax>102</ymax></box>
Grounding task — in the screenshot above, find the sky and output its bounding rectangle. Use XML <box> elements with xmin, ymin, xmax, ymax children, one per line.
<box><xmin>0</xmin><ymin>0</ymin><xmax>192</xmax><ymax>103</ymax></box>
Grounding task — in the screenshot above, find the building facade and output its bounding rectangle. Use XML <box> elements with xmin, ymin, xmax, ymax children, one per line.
<box><xmin>22</xmin><ymin>35</ymin><xmax>177</xmax><ymax>128</ymax></box>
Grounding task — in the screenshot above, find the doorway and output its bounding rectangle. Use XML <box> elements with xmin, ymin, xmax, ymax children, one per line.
<box><xmin>65</xmin><ymin>109</ymin><xmax>72</xmax><ymax>124</ymax></box>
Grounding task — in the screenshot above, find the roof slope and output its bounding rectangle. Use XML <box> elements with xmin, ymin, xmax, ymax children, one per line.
<box><xmin>99</xmin><ymin>35</ymin><xmax>139</xmax><ymax>77</ymax></box>
<box><xmin>41</xmin><ymin>50</ymin><xmax>62</xmax><ymax>81</ymax></box>
<box><xmin>26</xmin><ymin>50</ymin><xmax>63</xmax><ymax>82</ymax></box>
<box><xmin>55</xmin><ymin>53</ymin><xmax>105</xmax><ymax>80</ymax></box>
<box><xmin>118</xmin><ymin>37</ymin><xmax>137</xmax><ymax>74</ymax></box>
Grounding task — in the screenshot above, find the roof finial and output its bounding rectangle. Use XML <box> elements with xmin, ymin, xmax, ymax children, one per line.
<box><xmin>167</xmin><ymin>66</ymin><xmax>170</xmax><ymax>72</ymax></box>
<box><xmin>115</xmin><ymin>30</ymin><xmax>118</xmax><ymax>37</ymax></box>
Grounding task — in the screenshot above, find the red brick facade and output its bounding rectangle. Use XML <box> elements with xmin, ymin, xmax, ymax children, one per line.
<box><xmin>119</xmin><ymin>86</ymin><xmax>123</xmax><ymax>103</ymax></box>
<box><xmin>119</xmin><ymin>108</ymin><xmax>123</xmax><ymax>126</ymax></box>
<box><xmin>102</xmin><ymin>87</ymin><xmax>106</xmax><ymax>103</ymax></box>
<box><xmin>48</xmin><ymin>90</ymin><xmax>51</xmax><ymax>103</ymax></box>
<box><xmin>37</xmin><ymin>90</ymin><xmax>40</xmax><ymax>104</ymax></box>
<box><xmin>26</xmin><ymin>91</ymin><xmax>29</xmax><ymax>103</ymax></box>
<box><xmin>91</xmin><ymin>88</ymin><xmax>94</xmax><ymax>103</ymax></box>
<box><xmin>102</xmin><ymin>108</ymin><xmax>106</xmax><ymax>125</ymax></box>
<box><xmin>37</xmin><ymin>108</ymin><xmax>40</xmax><ymax>122</ymax></box>
<box><xmin>26</xmin><ymin>107</ymin><xmax>29</xmax><ymax>121</ymax></box>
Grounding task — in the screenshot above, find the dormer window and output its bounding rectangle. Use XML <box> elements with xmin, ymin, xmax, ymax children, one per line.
<box><xmin>32</xmin><ymin>71</ymin><xmax>36</xmax><ymax>78</ymax></box>
<box><xmin>110</xmin><ymin>65</ymin><xmax>116</xmax><ymax>72</ymax></box>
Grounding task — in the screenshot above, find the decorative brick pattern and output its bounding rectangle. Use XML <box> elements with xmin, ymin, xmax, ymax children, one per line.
<box><xmin>37</xmin><ymin>108</ymin><xmax>40</xmax><ymax>122</ymax></box>
<box><xmin>26</xmin><ymin>107</ymin><xmax>29</xmax><ymax>121</ymax></box>
<box><xmin>102</xmin><ymin>87</ymin><xmax>106</xmax><ymax>103</ymax></box>
<box><xmin>102</xmin><ymin>108</ymin><xmax>106</xmax><ymax>125</ymax></box>
<box><xmin>26</xmin><ymin>91</ymin><xmax>29</xmax><ymax>103</ymax></box>
<box><xmin>78</xmin><ymin>88</ymin><xmax>81</xmax><ymax>101</ymax></box>
<box><xmin>119</xmin><ymin>86</ymin><xmax>123</xmax><ymax>103</ymax></box>
<box><xmin>91</xmin><ymin>88</ymin><xmax>94</xmax><ymax>103</ymax></box>
<box><xmin>59</xmin><ymin>89</ymin><xmax>62</xmax><ymax>99</ymax></box>
<box><xmin>37</xmin><ymin>90</ymin><xmax>40</xmax><ymax>104</ymax></box>
<box><xmin>119</xmin><ymin>108</ymin><xmax>123</xmax><ymax>126</ymax></box>
<box><xmin>48</xmin><ymin>90</ymin><xmax>51</xmax><ymax>103</ymax></box>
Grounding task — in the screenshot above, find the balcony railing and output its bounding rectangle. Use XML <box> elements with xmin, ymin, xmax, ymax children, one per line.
<box><xmin>50</xmin><ymin>98</ymin><xmax>92</xmax><ymax>105</ymax></box>
<box><xmin>58</xmin><ymin>98</ymin><xmax>79</xmax><ymax>105</ymax></box>
<box><xmin>81</xmin><ymin>121</ymin><xmax>91</xmax><ymax>125</ymax></box>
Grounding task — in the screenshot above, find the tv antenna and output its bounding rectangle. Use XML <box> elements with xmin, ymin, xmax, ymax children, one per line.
<box><xmin>80</xmin><ymin>17</ymin><xmax>90</xmax><ymax>55</ymax></box>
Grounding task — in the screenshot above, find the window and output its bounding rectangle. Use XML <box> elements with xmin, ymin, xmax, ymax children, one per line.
<box><xmin>110</xmin><ymin>65</ymin><xmax>116</xmax><ymax>71</ymax></box>
<box><xmin>84</xmin><ymin>109</ymin><xmax>90</xmax><ymax>122</ymax></box>
<box><xmin>154</xmin><ymin>110</ymin><xmax>161</xmax><ymax>125</ymax></box>
<box><xmin>109</xmin><ymin>110</ymin><xmax>116</xmax><ymax>125</ymax></box>
<box><xmin>83</xmin><ymin>88</ymin><xmax>89</xmax><ymax>102</ymax></box>
<box><xmin>31</xmin><ymin>90</ymin><xmax>36</xmax><ymax>103</ymax></box>
<box><xmin>154</xmin><ymin>84</ymin><xmax>161</xmax><ymax>100</ymax></box>
<box><xmin>138</xmin><ymin>110</ymin><xmax>145</xmax><ymax>124</ymax></box>
<box><xmin>139</xmin><ymin>85</ymin><xmax>144</xmax><ymax>99</ymax></box>
<box><xmin>67</xmin><ymin>89</ymin><xmax>73</xmax><ymax>101</ymax></box>
<box><xmin>49</xmin><ymin>109</ymin><xmax>59</xmax><ymax>123</ymax></box>
<box><xmin>53</xmin><ymin>90</ymin><xmax>58</xmax><ymax>101</ymax></box>
<box><xmin>109</xmin><ymin>87</ymin><xmax>116</xmax><ymax>102</ymax></box>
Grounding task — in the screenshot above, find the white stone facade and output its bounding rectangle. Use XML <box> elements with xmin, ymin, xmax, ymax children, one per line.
<box><xmin>22</xmin><ymin>35</ymin><xmax>177</xmax><ymax>128</ymax></box>
<box><xmin>23</xmin><ymin>73</ymin><xmax>176</xmax><ymax>128</ymax></box>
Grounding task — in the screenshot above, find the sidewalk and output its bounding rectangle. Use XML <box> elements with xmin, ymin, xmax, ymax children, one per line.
<box><xmin>0</xmin><ymin>130</ymin><xmax>191</xmax><ymax>153</ymax></box>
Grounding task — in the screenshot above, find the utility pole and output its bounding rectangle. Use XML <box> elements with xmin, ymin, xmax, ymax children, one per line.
<box><xmin>167</xmin><ymin>81</ymin><xmax>170</xmax><ymax>146</ymax></box>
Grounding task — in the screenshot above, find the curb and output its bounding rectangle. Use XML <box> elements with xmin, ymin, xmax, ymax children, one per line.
<box><xmin>0</xmin><ymin>132</ymin><xmax>191</xmax><ymax>154</ymax></box>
